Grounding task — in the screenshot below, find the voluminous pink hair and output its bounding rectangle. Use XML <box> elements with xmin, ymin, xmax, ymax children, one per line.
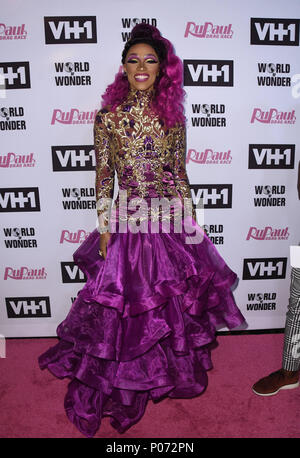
<box><xmin>101</xmin><ymin>24</ymin><xmax>186</xmax><ymax>128</ymax></box>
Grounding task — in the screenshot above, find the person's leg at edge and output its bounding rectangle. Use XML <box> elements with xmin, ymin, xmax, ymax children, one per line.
<box><xmin>252</xmin><ymin>267</ymin><xmax>300</xmax><ymax>396</ymax></box>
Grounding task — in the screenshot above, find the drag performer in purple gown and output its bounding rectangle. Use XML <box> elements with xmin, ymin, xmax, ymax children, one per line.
<box><xmin>39</xmin><ymin>24</ymin><xmax>245</xmax><ymax>437</ymax></box>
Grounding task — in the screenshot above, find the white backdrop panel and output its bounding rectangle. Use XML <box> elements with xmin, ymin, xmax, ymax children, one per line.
<box><xmin>0</xmin><ymin>0</ymin><xmax>299</xmax><ymax>337</ymax></box>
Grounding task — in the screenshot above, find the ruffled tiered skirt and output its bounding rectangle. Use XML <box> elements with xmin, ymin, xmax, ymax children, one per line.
<box><xmin>38</xmin><ymin>214</ymin><xmax>245</xmax><ymax>437</ymax></box>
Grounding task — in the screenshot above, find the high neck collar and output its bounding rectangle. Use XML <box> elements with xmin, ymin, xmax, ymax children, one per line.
<box><xmin>127</xmin><ymin>87</ymin><xmax>154</xmax><ymax>107</ymax></box>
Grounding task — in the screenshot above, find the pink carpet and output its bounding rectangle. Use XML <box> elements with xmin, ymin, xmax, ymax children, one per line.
<box><xmin>0</xmin><ymin>333</ymin><xmax>299</xmax><ymax>438</ymax></box>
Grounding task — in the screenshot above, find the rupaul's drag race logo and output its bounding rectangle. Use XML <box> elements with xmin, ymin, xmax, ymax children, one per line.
<box><xmin>60</xmin><ymin>229</ymin><xmax>91</xmax><ymax>244</ymax></box>
<box><xmin>184</xmin><ymin>21</ymin><xmax>233</xmax><ymax>39</ymax></box>
<box><xmin>51</xmin><ymin>108</ymin><xmax>97</xmax><ymax>125</ymax></box>
<box><xmin>187</xmin><ymin>147</ymin><xmax>232</xmax><ymax>164</ymax></box>
<box><xmin>0</xmin><ymin>23</ymin><xmax>27</xmax><ymax>40</ymax></box>
<box><xmin>4</xmin><ymin>266</ymin><xmax>47</xmax><ymax>280</ymax></box>
<box><xmin>0</xmin><ymin>152</ymin><xmax>35</xmax><ymax>168</ymax></box>
<box><xmin>246</xmin><ymin>226</ymin><xmax>289</xmax><ymax>241</ymax></box>
<box><xmin>250</xmin><ymin>107</ymin><xmax>296</xmax><ymax>124</ymax></box>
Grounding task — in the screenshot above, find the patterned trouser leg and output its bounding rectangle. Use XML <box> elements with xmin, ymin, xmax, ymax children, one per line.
<box><xmin>282</xmin><ymin>267</ymin><xmax>300</xmax><ymax>371</ymax></box>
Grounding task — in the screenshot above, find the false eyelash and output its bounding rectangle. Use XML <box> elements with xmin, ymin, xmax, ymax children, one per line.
<box><xmin>126</xmin><ymin>59</ymin><xmax>158</xmax><ymax>64</ymax></box>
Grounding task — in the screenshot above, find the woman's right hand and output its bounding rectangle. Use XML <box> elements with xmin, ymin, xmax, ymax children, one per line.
<box><xmin>99</xmin><ymin>231</ymin><xmax>111</xmax><ymax>260</ymax></box>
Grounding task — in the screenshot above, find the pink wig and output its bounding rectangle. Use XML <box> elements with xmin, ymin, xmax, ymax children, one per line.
<box><xmin>101</xmin><ymin>24</ymin><xmax>186</xmax><ymax>128</ymax></box>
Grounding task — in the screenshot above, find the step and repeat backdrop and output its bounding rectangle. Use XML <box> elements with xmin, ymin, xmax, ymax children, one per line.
<box><xmin>1</xmin><ymin>0</ymin><xmax>300</xmax><ymax>337</ymax></box>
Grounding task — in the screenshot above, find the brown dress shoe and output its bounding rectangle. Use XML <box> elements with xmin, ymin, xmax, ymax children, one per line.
<box><xmin>252</xmin><ymin>368</ymin><xmax>299</xmax><ymax>396</ymax></box>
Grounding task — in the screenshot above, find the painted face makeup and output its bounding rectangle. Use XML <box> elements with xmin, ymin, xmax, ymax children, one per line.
<box><xmin>123</xmin><ymin>43</ymin><xmax>160</xmax><ymax>91</ymax></box>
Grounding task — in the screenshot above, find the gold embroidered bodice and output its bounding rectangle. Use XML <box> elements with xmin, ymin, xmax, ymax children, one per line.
<box><xmin>94</xmin><ymin>87</ymin><xmax>196</xmax><ymax>230</ymax></box>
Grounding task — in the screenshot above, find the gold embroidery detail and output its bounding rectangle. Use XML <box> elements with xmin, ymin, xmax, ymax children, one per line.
<box><xmin>94</xmin><ymin>88</ymin><xmax>196</xmax><ymax>230</ymax></box>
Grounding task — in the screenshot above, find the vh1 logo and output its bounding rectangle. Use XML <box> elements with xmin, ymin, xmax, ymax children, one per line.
<box><xmin>243</xmin><ymin>257</ymin><xmax>287</xmax><ymax>280</ymax></box>
<box><xmin>0</xmin><ymin>187</ymin><xmax>40</xmax><ymax>212</ymax></box>
<box><xmin>184</xmin><ymin>60</ymin><xmax>233</xmax><ymax>86</ymax></box>
<box><xmin>248</xmin><ymin>144</ymin><xmax>295</xmax><ymax>169</ymax></box>
<box><xmin>5</xmin><ymin>296</ymin><xmax>51</xmax><ymax>318</ymax></box>
<box><xmin>44</xmin><ymin>16</ymin><xmax>97</xmax><ymax>44</ymax></box>
<box><xmin>61</xmin><ymin>261</ymin><xmax>86</xmax><ymax>283</ymax></box>
<box><xmin>52</xmin><ymin>145</ymin><xmax>95</xmax><ymax>171</ymax></box>
<box><xmin>250</xmin><ymin>18</ymin><xmax>299</xmax><ymax>46</ymax></box>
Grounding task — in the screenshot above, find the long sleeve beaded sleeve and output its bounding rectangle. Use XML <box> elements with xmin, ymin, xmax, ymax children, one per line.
<box><xmin>94</xmin><ymin>112</ymin><xmax>115</xmax><ymax>233</ymax></box>
<box><xmin>172</xmin><ymin>124</ymin><xmax>197</xmax><ymax>221</ymax></box>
